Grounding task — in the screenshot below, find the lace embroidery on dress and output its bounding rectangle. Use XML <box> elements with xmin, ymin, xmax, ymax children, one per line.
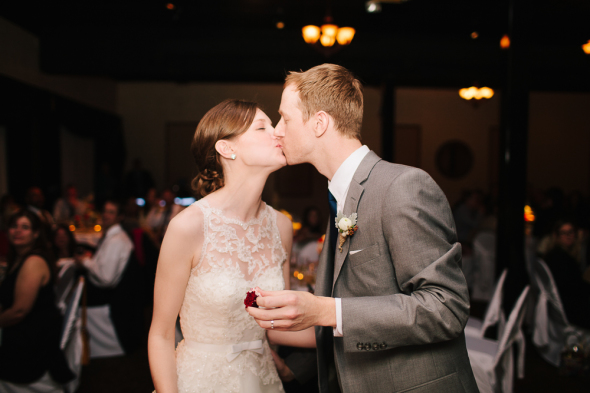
<box><xmin>172</xmin><ymin>199</ymin><xmax>287</xmax><ymax>393</ymax></box>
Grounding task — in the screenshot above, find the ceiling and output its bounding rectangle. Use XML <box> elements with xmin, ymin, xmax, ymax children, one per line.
<box><xmin>1</xmin><ymin>0</ymin><xmax>590</xmax><ymax>90</ymax></box>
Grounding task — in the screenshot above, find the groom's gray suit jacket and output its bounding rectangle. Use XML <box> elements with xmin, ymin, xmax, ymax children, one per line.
<box><xmin>314</xmin><ymin>151</ymin><xmax>478</xmax><ymax>393</ymax></box>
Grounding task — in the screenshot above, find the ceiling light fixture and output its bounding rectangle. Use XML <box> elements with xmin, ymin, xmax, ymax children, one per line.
<box><xmin>459</xmin><ymin>86</ymin><xmax>494</xmax><ymax>101</ymax></box>
<box><xmin>302</xmin><ymin>3</ymin><xmax>355</xmax><ymax>56</ymax></box>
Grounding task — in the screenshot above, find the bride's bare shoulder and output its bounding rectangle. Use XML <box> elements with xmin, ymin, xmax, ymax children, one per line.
<box><xmin>166</xmin><ymin>202</ymin><xmax>204</xmax><ymax>238</ymax></box>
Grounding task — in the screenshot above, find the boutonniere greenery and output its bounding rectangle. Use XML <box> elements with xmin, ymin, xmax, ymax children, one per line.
<box><xmin>335</xmin><ymin>212</ymin><xmax>358</xmax><ymax>252</ymax></box>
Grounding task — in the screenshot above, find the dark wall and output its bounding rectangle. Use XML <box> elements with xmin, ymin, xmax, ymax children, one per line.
<box><xmin>0</xmin><ymin>75</ymin><xmax>125</xmax><ymax>208</ymax></box>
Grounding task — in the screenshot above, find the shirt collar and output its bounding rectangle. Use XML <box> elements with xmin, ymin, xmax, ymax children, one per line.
<box><xmin>328</xmin><ymin>145</ymin><xmax>370</xmax><ymax>204</ymax></box>
<box><xmin>104</xmin><ymin>223</ymin><xmax>123</xmax><ymax>239</ymax></box>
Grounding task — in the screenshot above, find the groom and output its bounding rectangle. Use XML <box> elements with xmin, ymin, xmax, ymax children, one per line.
<box><xmin>249</xmin><ymin>64</ymin><xmax>478</xmax><ymax>392</ymax></box>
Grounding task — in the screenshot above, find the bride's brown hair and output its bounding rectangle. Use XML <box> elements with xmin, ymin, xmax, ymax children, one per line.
<box><xmin>191</xmin><ymin>99</ymin><xmax>259</xmax><ymax>197</ymax></box>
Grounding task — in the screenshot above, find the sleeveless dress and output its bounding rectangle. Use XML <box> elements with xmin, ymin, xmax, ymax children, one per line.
<box><xmin>0</xmin><ymin>254</ymin><xmax>74</xmax><ymax>386</ymax></box>
<box><xmin>174</xmin><ymin>200</ymin><xmax>286</xmax><ymax>393</ymax></box>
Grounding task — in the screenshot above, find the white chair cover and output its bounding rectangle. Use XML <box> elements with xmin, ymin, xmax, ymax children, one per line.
<box><xmin>60</xmin><ymin>277</ymin><xmax>85</xmax><ymax>393</ymax></box>
<box><xmin>86</xmin><ymin>305</ymin><xmax>125</xmax><ymax>358</ymax></box>
<box><xmin>55</xmin><ymin>263</ymin><xmax>77</xmax><ymax>314</ymax></box>
<box><xmin>471</xmin><ymin>231</ymin><xmax>497</xmax><ymax>302</ymax></box>
<box><xmin>531</xmin><ymin>258</ymin><xmax>577</xmax><ymax>367</ymax></box>
<box><xmin>0</xmin><ymin>372</ymin><xmax>64</xmax><ymax>393</ymax></box>
<box><xmin>467</xmin><ymin>286</ymin><xmax>530</xmax><ymax>393</ymax></box>
<box><xmin>465</xmin><ymin>269</ymin><xmax>508</xmax><ymax>339</ymax></box>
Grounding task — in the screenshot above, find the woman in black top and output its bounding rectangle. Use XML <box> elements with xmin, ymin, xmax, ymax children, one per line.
<box><xmin>0</xmin><ymin>210</ymin><xmax>73</xmax><ymax>390</ymax></box>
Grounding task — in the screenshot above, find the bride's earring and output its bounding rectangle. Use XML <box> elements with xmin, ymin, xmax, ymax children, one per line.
<box><xmin>231</xmin><ymin>154</ymin><xmax>236</xmax><ymax>160</ymax></box>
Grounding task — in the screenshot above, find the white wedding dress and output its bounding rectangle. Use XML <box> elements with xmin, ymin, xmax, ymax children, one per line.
<box><xmin>174</xmin><ymin>199</ymin><xmax>286</xmax><ymax>393</ymax></box>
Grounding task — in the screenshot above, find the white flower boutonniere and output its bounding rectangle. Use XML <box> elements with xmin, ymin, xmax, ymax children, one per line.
<box><xmin>335</xmin><ymin>212</ymin><xmax>358</xmax><ymax>252</ymax></box>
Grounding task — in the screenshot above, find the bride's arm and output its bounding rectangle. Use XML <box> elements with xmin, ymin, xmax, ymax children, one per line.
<box><xmin>148</xmin><ymin>209</ymin><xmax>202</xmax><ymax>393</ymax></box>
<box><xmin>267</xmin><ymin>327</ymin><xmax>316</xmax><ymax>348</ymax></box>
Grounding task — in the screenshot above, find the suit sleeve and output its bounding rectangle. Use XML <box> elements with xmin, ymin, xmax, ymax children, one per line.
<box><xmin>340</xmin><ymin>168</ymin><xmax>470</xmax><ymax>352</ymax></box>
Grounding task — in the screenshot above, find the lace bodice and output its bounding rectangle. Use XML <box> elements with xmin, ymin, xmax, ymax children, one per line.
<box><xmin>179</xmin><ymin>199</ymin><xmax>287</xmax><ymax>345</ymax></box>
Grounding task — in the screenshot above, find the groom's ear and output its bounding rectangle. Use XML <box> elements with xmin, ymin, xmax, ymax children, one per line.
<box><xmin>215</xmin><ymin>140</ymin><xmax>235</xmax><ymax>159</ymax></box>
<box><xmin>313</xmin><ymin>111</ymin><xmax>330</xmax><ymax>138</ymax></box>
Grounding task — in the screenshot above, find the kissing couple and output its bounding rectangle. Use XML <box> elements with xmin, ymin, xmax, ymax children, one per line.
<box><xmin>148</xmin><ymin>64</ymin><xmax>478</xmax><ymax>393</ymax></box>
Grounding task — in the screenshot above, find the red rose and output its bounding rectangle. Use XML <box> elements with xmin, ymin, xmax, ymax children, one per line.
<box><xmin>244</xmin><ymin>290</ymin><xmax>259</xmax><ymax>309</ymax></box>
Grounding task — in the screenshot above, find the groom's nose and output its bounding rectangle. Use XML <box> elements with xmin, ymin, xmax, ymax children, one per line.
<box><xmin>274</xmin><ymin>119</ymin><xmax>285</xmax><ymax>138</ymax></box>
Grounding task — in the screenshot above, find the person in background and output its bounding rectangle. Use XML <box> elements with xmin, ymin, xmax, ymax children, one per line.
<box><xmin>75</xmin><ymin>199</ymin><xmax>134</xmax><ymax>289</ymax></box>
<box><xmin>140</xmin><ymin>188</ymin><xmax>164</xmax><ymax>248</ymax></box>
<box><xmin>25</xmin><ymin>186</ymin><xmax>54</xmax><ymax>230</ymax></box>
<box><xmin>121</xmin><ymin>196</ymin><xmax>141</xmax><ymax>234</ymax></box>
<box><xmin>75</xmin><ymin>199</ymin><xmax>142</xmax><ymax>355</ymax></box>
<box><xmin>543</xmin><ymin>219</ymin><xmax>590</xmax><ymax>329</ymax></box>
<box><xmin>533</xmin><ymin>187</ymin><xmax>565</xmax><ymax>240</ymax></box>
<box><xmin>52</xmin><ymin>224</ymin><xmax>78</xmax><ymax>261</ymax></box>
<box><xmin>453</xmin><ymin>189</ymin><xmax>485</xmax><ymax>248</ymax></box>
<box><xmin>53</xmin><ymin>184</ymin><xmax>87</xmax><ymax>224</ymax></box>
<box><xmin>0</xmin><ymin>210</ymin><xmax>74</xmax><ymax>391</ymax></box>
<box><xmin>157</xmin><ymin>188</ymin><xmax>183</xmax><ymax>239</ymax></box>
<box><xmin>293</xmin><ymin>206</ymin><xmax>323</xmax><ymax>245</ymax></box>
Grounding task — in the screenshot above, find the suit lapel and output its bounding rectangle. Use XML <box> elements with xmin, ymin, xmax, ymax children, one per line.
<box><xmin>331</xmin><ymin>151</ymin><xmax>381</xmax><ymax>292</ymax></box>
<box><xmin>315</xmin><ymin>222</ymin><xmax>334</xmax><ymax>297</ymax></box>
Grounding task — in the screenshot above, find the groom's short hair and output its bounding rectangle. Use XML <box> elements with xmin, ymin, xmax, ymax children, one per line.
<box><xmin>285</xmin><ymin>64</ymin><xmax>363</xmax><ymax>140</ymax></box>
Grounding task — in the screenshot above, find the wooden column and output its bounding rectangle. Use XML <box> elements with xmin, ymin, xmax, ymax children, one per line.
<box><xmin>497</xmin><ymin>0</ymin><xmax>531</xmax><ymax>310</ymax></box>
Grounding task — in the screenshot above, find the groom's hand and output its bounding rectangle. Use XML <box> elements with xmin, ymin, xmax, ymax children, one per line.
<box><xmin>247</xmin><ymin>288</ymin><xmax>336</xmax><ymax>331</ymax></box>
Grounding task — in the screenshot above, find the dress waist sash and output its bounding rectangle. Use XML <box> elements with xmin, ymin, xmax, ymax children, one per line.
<box><xmin>184</xmin><ymin>338</ymin><xmax>265</xmax><ymax>362</ymax></box>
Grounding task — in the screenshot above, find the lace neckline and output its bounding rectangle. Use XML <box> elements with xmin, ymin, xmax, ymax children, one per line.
<box><xmin>198</xmin><ymin>199</ymin><xmax>269</xmax><ymax>230</ymax></box>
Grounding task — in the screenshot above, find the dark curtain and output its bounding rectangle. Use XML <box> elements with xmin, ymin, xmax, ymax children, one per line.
<box><xmin>0</xmin><ymin>75</ymin><xmax>124</xmax><ymax>208</ymax></box>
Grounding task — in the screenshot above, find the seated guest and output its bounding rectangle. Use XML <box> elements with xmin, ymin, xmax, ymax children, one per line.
<box><xmin>0</xmin><ymin>210</ymin><xmax>74</xmax><ymax>390</ymax></box>
<box><xmin>53</xmin><ymin>184</ymin><xmax>87</xmax><ymax>224</ymax></box>
<box><xmin>75</xmin><ymin>199</ymin><xmax>133</xmax><ymax>289</ymax></box>
<box><xmin>52</xmin><ymin>224</ymin><xmax>78</xmax><ymax>261</ymax></box>
<box><xmin>75</xmin><ymin>199</ymin><xmax>141</xmax><ymax>355</ymax></box>
<box><xmin>25</xmin><ymin>186</ymin><xmax>54</xmax><ymax>229</ymax></box>
<box><xmin>543</xmin><ymin>219</ymin><xmax>590</xmax><ymax>329</ymax></box>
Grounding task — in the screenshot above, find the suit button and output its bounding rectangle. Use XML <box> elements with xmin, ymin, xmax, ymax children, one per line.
<box><xmin>357</xmin><ymin>343</ymin><xmax>364</xmax><ymax>350</ymax></box>
<box><xmin>380</xmin><ymin>342</ymin><xmax>387</xmax><ymax>349</ymax></box>
<box><xmin>373</xmin><ymin>343</ymin><xmax>380</xmax><ymax>350</ymax></box>
<box><xmin>365</xmin><ymin>343</ymin><xmax>371</xmax><ymax>350</ymax></box>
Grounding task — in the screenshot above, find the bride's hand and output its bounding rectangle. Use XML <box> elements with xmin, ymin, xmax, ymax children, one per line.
<box><xmin>269</xmin><ymin>348</ymin><xmax>295</xmax><ymax>382</ymax></box>
<box><xmin>247</xmin><ymin>288</ymin><xmax>335</xmax><ymax>331</ymax></box>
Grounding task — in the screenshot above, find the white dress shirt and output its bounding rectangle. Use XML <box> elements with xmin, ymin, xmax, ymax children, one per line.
<box><xmin>83</xmin><ymin>223</ymin><xmax>134</xmax><ymax>288</ymax></box>
<box><xmin>328</xmin><ymin>145</ymin><xmax>370</xmax><ymax>336</ymax></box>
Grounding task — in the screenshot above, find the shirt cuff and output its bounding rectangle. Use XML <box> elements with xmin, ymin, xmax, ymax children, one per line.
<box><xmin>333</xmin><ymin>298</ymin><xmax>343</xmax><ymax>337</ymax></box>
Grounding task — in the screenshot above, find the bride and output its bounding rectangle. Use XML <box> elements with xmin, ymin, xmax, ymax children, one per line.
<box><xmin>148</xmin><ymin>99</ymin><xmax>313</xmax><ymax>393</ymax></box>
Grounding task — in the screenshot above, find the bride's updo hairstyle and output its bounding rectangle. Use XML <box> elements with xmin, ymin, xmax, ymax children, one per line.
<box><xmin>191</xmin><ymin>99</ymin><xmax>259</xmax><ymax>197</ymax></box>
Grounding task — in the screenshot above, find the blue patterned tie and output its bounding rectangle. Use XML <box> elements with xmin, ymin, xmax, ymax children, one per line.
<box><xmin>328</xmin><ymin>190</ymin><xmax>338</xmax><ymax>253</ymax></box>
